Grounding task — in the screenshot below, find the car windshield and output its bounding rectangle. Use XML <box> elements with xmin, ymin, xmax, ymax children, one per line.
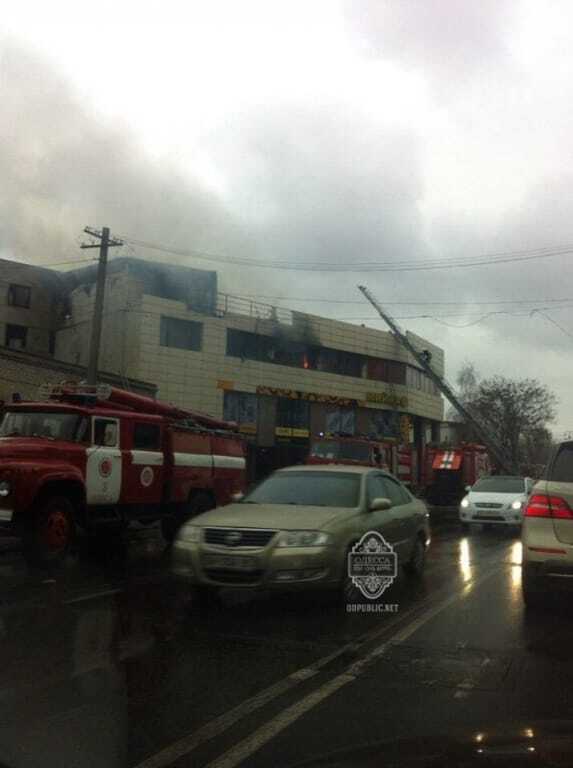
<box><xmin>244</xmin><ymin>471</ymin><xmax>361</xmax><ymax>507</ymax></box>
<box><xmin>0</xmin><ymin>411</ymin><xmax>86</xmax><ymax>442</ymax></box>
<box><xmin>471</xmin><ymin>477</ymin><xmax>526</xmax><ymax>494</ymax></box>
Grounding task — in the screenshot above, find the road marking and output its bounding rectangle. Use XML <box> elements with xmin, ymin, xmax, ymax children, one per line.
<box><xmin>134</xmin><ymin>564</ymin><xmax>500</xmax><ymax>768</ymax></box>
<box><xmin>205</xmin><ymin>567</ymin><xmax>500</xmax><ymax>768</ymax></box>
<box><xmin>63</xmin><ymin>587</ymin><xmax>121</xmax><ymax>605</ymax></box>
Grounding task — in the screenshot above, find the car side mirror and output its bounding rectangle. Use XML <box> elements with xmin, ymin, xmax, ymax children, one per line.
<box><xmin>465</xmin><ymin>485</ymin><xmax>472</xmax><ymax>493</ymax></box>
<box><xmin>370</xmin><ymin>497</ymin><xmax>392</xmax><ymax>512</ymax></box>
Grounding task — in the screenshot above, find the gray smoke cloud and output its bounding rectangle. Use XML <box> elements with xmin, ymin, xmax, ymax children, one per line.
<box><xmin>0</xmin><ymin>39</ymin><xmax>252</xmax><ymax>265</ymax></box>
<box><xmin>344</xmin><ymin>0</ymin><xmax>515</xmax><ymax>97</ymax></box>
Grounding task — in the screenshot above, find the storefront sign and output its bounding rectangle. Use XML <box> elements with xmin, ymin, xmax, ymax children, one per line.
<box><xmin>217</xmin><ymin>380</ymin><xmax>235</xmax><ymax>390</ymax></box>
<box><xmin>238</xmin><ymin>424</ymin><xmax>257</xmax><ymax>435</ymax></box>
<box><xmin>365</xmin><ymin>392</ymin><xmax>409</xmax><ymax>409</ymax></box>
<box><xmin>275</xmin><ymin>427</ymin><xmax>310</xmax><ymax>438</ymax></box>
<box><xmin>257</xmin><ymin>386</ymin><xmax>356</xmax><ymax>407</ymax></box>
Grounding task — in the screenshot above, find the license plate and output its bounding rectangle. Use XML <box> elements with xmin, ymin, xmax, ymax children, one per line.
<box><xmin>203</xmin><ymin>554</ymin><xmax>258</xmax><ymax>571</ymax></box>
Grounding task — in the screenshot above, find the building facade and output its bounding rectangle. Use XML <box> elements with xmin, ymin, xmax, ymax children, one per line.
<box><xmin>54</xmin><ymin>258</ymin><xmax>445</xmax><ymax>481</ymax></box>
<box><xmin>0</xmin><ymin>258</ymin><xmax>66</xmax><ymax>356</ymax></box>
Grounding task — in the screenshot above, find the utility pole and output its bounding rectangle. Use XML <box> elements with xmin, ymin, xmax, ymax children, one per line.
<box><xmin>358</xmin><ymin>285</ymin><xmax>513</xmax><ymax>474</ymax></box>
<box><xmin>81</xmin><ymin>226</ymin><xmax>123</xmax><ymax>384</ymax></box>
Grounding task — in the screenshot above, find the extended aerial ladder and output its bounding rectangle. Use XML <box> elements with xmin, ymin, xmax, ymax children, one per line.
<box><xmin>358</xmin><ymin>285</ymin><xmax>513</xmax><ymax>474</ymax></box>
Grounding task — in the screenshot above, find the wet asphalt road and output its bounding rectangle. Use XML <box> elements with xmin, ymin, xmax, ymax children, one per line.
<box><xmin>0</xmin><ymin>521</ymin><xmax>572</xmax><ymax>768</ymax></box>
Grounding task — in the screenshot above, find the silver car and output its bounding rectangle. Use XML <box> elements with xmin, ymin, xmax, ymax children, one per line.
<box><xmin>522</xmin><ymin>441</ymin><xmax>573</xmax><ymax>608</ymax></box>
<box><xmin>459</xmin><ymin>475</ymin><xmax>534</xmax><ymax>529</ymax></box>
<box><xmin>172</xmin><ymin>465</ymin><xmax>430</xmax><ymax>600</ymax></box>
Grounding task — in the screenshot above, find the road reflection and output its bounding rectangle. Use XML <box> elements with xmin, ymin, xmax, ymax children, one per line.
<box><xmin>0</xmin><ymin>581</ymin><xmax>163</xmax><ymax>768</ymax></box>
<box><xmin>510</xmin><ymin>541</ymin><xmax>523</xmax><ymax>590</ymax></box>
<box><xmin>459</xmin><ymin>538</ymin><xmax>472</xmax><ymax>583</ymax></box>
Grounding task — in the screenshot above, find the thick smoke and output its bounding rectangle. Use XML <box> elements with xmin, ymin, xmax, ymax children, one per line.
<box><xmin>0</xmin><ymin>40</ymin><xmax>251</xmax><ymax>266</ymax></box>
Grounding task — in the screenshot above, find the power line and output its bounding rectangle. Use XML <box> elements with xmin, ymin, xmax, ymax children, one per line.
<box><xmin>231</xmin><ymin>292</ymin><xmax>573</xmax><ymax>307</ymax></box>
<box><xmin>117</xmin><ymin>234</ymin><xmax>573</xmax><ymax>273</ymax></box>
<box><xmin>539</xmin><ymin>311</ymin><xmax>573</xmax><ymax>340</ymax></box>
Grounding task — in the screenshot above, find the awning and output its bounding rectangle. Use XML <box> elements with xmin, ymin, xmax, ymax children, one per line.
<box><xmin>432</xmin><ymin>450</ymin><xmax>462</xmax><ymax>471</ymax></box>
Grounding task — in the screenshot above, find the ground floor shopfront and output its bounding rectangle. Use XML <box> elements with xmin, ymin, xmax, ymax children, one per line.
<box><xmin>221</xmin><ymin>383</ymin><xmax>440</xmax><ymax>485</ymax></box>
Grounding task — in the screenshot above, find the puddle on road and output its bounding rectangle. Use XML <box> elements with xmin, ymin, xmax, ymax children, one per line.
<box><xmin>380</xmin><ymin>644</ymin><xmax>513</xmax><ymax>691</ymax></box>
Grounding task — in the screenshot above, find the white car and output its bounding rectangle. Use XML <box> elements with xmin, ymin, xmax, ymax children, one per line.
<box><xmin>459</xmin><ymin>475</ymin><xmax>534</xmax><ymax>529</ymax></box>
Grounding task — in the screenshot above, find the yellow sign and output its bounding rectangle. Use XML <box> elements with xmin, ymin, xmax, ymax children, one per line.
<box><xmin>216</xmin><ymin>380</ymin><xmax>234</xmax><ymax>390</ymax></box>
<box><xmin>257</xmin><ymin>386</ymin><xmax>355</xmax><ymax>407</ymax></box>
<box><xmin>365</xmin><ymin>392</ymin><xmax>409</xmax><ymax>409</ymax></box>
<box><xmin>292</xmin><ymin>428</ymin><xmax>310</xmax><ymax>438</ymax></box>
<box><xmin>238</xmin><ymin>424</ymin><xmax>257</xmax><ymax>435</ymax></box>
<box><xmin>275</xmin><ymin>427</ymin><xmax>292</xmax><ymax>437</ymax></box>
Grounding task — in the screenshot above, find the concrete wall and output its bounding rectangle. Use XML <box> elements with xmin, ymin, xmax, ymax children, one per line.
<box><xmin>55</xmin><ymin>272</ymin><xmax>144</xmax><ymax>378</ymax></box>
<box><xmin>0</xmin><ymin>258</ymin><xmax>64</xmax><ymax>356</ymax></box>
<box><xmin>130</xmin><ymin>290</ymin><xmax>445</xmax><ymax>423</ymax></box>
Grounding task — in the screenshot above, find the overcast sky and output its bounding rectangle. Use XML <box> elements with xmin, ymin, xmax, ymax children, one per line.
<box><xmin>3</xmin><ymin>0</ymin><xmax>573</xmax><ymax>434</ymax></box>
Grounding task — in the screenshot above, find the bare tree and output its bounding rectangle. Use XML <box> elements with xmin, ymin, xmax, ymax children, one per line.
<box><xmin>466</xmin><ymin>376</ymin><xmax>557</xmax><ymax>471</ymax></box>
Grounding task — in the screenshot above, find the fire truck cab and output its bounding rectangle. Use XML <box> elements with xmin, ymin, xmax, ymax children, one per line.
<box><xmin>307</xmin><ymin>434</ymin><xmax>414</xmax><ymax>486</ymax></box>
<box><xmin>0</xmin><ymin>384</ymin><xmax>246</xmax><ymax>567</ymax></box>
<box><xmin>422</xmin><ymin>443</ymin><xmax>490</xmax><ymax>505</ymax></box>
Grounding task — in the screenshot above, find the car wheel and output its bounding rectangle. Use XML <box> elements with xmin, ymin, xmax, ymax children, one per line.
<box><xmin>23</xmin><ymin>496</ymin><xmax>75</xmax><ymax>569</ymax></box>
<box><xmin>404</xmin><ymin>536</ymin><xmax>426</xmax><ymax>577</ymax></box>
<box><xmin>522</xmin><ymin>564</ymin><xmax>546</xmax><ymax>610</ymax></box>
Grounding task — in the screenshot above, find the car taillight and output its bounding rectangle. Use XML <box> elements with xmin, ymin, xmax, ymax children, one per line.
<box><xmin>525</xmin><ymin>494</ymin><xmax>573</xmax><ymax>519</ymax></box>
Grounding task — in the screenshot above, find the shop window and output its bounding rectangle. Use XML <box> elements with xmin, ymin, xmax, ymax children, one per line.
<box><xmin>276</xmin><ymin>398</ymin><xmax>309</xmax><ymax>429</ymax></box>
<box><xmin>369</xmin><ymin>410</ymin><xmax>399</xmax><ymax>439</ymax></box>
<box><xmin>160</xmin><ymin>316</ymin><xmax>202</xmax><ymax>351</ymax></box>
<box><xmin>223</xmin><ymin>391</ymin><xmax>258</xmax><ymax>426</ymax></box>
<box><xmin>325</xmin><ymin>407</ymin><xmax>355</xmax><ymax>435</ymax></box>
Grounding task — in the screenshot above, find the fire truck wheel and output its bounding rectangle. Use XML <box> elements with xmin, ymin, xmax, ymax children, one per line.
<box><xmin>23</xmin><ymin>496</ymin><xmax>75</xmax><ymax>569</ymax></box>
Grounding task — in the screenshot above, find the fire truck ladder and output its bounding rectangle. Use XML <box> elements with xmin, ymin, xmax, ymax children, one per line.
<box><xmin>358</xmin><ymin>285</ymin><xmax>513</xmax><ymax>474</ymax></box>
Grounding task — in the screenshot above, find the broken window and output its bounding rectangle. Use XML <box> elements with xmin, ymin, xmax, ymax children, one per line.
<box><xmin>7</xmin><ymin>284</ymin><xmax>31</xmax><ymax>309</ymax></box>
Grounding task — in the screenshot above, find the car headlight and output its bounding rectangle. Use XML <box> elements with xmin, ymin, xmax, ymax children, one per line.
<box><xmin>277</xmin><ymin>531</ymin><xmax>331</xmax><ymax>547</ymax></box>
<box><xmin>511</xmin><ymin>500</ymin><xmax>523</xmax><ymax>510</ymax></box>
<box><xmin>460</xmin><ymin>498</ymin><xmax>470</xmax><ymax>509</ymax></box>
<box><xmin>0</xmin><ymin>481</ymin><xmax>10</xmax><ymax>498</ymax></box>
<box><xmin>177</xmin><ymin>525</ymin><xmax>201</xmax><ymax>544</ymax></box>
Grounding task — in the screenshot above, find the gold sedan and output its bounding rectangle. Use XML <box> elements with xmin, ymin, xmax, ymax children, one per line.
<box><xmin>172</xmin><ymin>465</ymin><xmax>430</xmax><ymax>602</ymax></box>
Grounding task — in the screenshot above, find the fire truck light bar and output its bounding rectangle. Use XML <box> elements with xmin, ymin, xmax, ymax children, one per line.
<box><xmin>39</xmin><ymin>383</ymin><xmax>112</xmax><ymax>400</ymax></box>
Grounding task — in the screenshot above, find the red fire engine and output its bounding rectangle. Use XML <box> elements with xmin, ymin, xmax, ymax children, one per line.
<box><xmin>422</xmin><ymin>443</ymin><xmax>491</xmax><ymax>504</ymax></box>
<box><xmin>307</xmin><ymin>434</ymin><xmax>415</xmax><ymax>486</ymax></box>
<box><xmin>0</xmin><ymin>384</ymin><xmax>246</xmax><ymax>567</ymax></box>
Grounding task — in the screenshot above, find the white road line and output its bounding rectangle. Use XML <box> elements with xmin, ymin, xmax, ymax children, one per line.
<box><xmin>134</xmin><ymin>564</ymin><xmax>500</xmax><ymax>768</ymax></box>
<box><xmin>205</xmin><ymin>568</ymin><xmax>500</xmax><ymax>768</ymax></box>
<box><xmin>63</xmin><ymin>587</ymin><xmax>121</xmax><ymax>605</ymax></box>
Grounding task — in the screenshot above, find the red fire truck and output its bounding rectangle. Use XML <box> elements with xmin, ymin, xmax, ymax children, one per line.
<box><xmin>0</xmin><ymin>384</ymin><xmax>246</xmax><ymax>567</ymax></box>
<box><xmin>422</xmin><ymin>443</ymin><xmax>491</xmax><ymax>505</ymax></box>
<box><xmin>307</xmin><ymin>434</ymin><xmax>415</xmax><ymax>487</ymax></box>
